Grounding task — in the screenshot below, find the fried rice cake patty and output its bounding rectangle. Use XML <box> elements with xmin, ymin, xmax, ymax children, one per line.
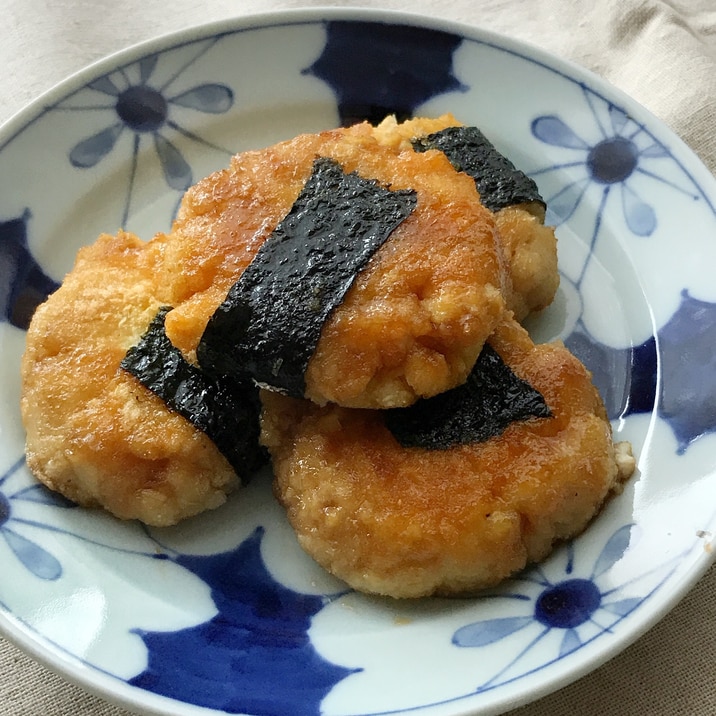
<box><xmin>263</xmin><ymin>316</ymin><xmax>635</xmax><ymax>599</ymax></box>
<box><xmin>162</xmin><ymin>122</ymin><xmax>509</xmax><ymax>408</ymax></box>
<box><xmin>20</xmin><ymin>231</ymin><xmax>238</xmax><ymax>527</ymax></box>
<box><xmin>373</xmin><ymin>114</ymin><xmax>559</xmax><ymax>321</ymax></box>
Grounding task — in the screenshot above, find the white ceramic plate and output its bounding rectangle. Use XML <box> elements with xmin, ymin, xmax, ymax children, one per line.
<box><xmin>2</xmin><ymin>8</ymin><xmax>716</xmax><ymax>716</ymax></box>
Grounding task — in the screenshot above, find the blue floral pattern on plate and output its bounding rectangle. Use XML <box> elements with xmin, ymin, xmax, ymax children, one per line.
<box><xmin>56</xmin><ymin>38</ymin><xmax>234</xmax><ymax>226</ymax></box>
<box><xmin>452</xmin><ymin>524</ymin><xmax>682</xmax><ymax>691</ymax></box>
<box><xmin>0</xmin><ymin>458</ymin><xmax>70</xmax><ymax>580</ymax></box>
<box><xmin>1</xmin><ymin>11</ymin><xmax>716</xmax><ymax>716</ymax></box>
<box><xmin>130</xmin><ymin>528</ymin><xmax>355</xmax><ymax>716</ymax></box>
<box><xmin>531</xmin><ymin>90</ymin><xmax>680</xmax><ymax>240</ymax></box>
<box><xmin>0</xmin><ymin>210</ymin><xmax>58</xmax><ymax>329</ymax></box>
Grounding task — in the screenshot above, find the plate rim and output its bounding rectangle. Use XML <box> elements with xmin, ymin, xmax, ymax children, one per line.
<box><xmin>2</xmin><ymin>6</ymin><xmax>716</xmax><ymax>716</ymax></box>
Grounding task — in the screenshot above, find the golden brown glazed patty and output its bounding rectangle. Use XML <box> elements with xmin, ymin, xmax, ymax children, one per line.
<box><xmin>373</xmin><ymin>114</ymin><xmax>559</xmax><ymax>320</ymax></box>
<box><xmin>19</xmin><ymin>116</ymin><xmax>587</xmax><ymax>540</ymax></box>
<box><xmin>20</xmin><ymin>232</ymin><xmax>238</xmax><ymax>526</ymax></box>
<box><xmin>20</xmin><ymin>119</ymin><xmax>514</xmax><ymax>525</ymax></box>
<box><xmin>163</xmin><ymin>122</ymin><xmax>509</xmax><ymax>408</ymax></box>
<box><xmin>263</xmin><ymin>316</ymin><xmax>635</xmax><ymax>599</ymax></box>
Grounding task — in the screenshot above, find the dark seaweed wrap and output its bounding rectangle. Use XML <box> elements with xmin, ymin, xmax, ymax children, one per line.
<box><xmin>412</xmin><ymin>125</ymin><xmax>544</xmax><ymax>214</ymax></box>
<box><xmin>121</xmin><ymin>307</ymin><xmax>266</xmax><ymax>477</ymax></box>
<box><xmin>197</xmin><ymin>156</ymin><xmax>417</xmax><ymax>397</ymax></box>
<box><xmin>384</xmin><ymin>342</ymin><xmax>552</xmax><ymax>449</ymax></box>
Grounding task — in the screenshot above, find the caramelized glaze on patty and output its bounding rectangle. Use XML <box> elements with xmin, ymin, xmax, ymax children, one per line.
<box><xmin>163</xmin><ymin>122</ymin><xmax>509</xmax><ymax>408</ymax></box>
<box><xmin>263</xmin><ymin>316</ymin><xmax>634</xmax><ymax>598</ymax></box>
<box><xmin>21</xmin><ymin>232</ymin><xmax>238</xmax><ymax>526</ymax></box>
<box><xmin>373</xmin><ymin>114</ymin><xmax>559</xmax><ymax>320</ymax></box>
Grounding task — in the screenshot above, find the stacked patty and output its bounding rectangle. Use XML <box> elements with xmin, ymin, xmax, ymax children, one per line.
<box><xmin>265</xmin><ymin>317</ymin><xmax>632</xmax><ymax>597</ymax></box>
<box><xmin>164</xmin><ymin>121</ymin><xmax>509</xmax><ymax>408</ymax></box>
<box><xmin>20</xmin><ymin>115</ymin><xmax>634</xmax><ymax>596</ymax></box>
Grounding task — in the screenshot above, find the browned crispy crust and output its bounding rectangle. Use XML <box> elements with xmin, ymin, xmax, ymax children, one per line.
<box><xmin>264</xmin><ymin>316</ymin><xmax>633</xmax><ymax>598</ymax></box>
<box><xmin>20</xmin><ymin>231</ymin><xmax>238</xmax><ymax>526</ymax></box>
<box><xmin>373</xmin><ymin>114</ymin><xmax>560</xmax><ymax>320</ymax></box>
<box><xmin>163</xmin><ymin>122</ymin><xmax>509</xmax><ymax>408</ymax></box>
<box><xmin>19</xmin><ymin>117</ymin><xmax>581</xmax><ymax>539</ymax></box>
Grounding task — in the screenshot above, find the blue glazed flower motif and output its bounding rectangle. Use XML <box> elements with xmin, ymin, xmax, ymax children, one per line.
<box><xmin>529</xmin><ymin>87</ymin><xmax>696</xmax><ymax>287</ymax></box>
<box><xmin>452</xmin><ymin>525</ymin><xmax>653</xmax><ymax>690</ymax></box>
<box><xmin>0</xmin><ymin>209</ymin><xmax>59</xmax><ymax>329</ymax></box>
<box><xmin>0</xmin><ymin>458</ymin><xmax>174</xmax><ymax>582</ymax></box>
<box><xmin>306</xmin><ymin>21</ymin><xmax>465</xmax><ymax>125</ymax></box>
<box><xmin>656</xmin><ymin>289</ymin><xmax>716</xmax><ymax>452</ymax></box>
<box><xmin>60</xmin><ymin>40</ymin><xmax>234</xmax><ymax>225</ymax></box>
<box><xmin>565</xmin><ymin>287</ymin><xmax>716</xmax><ymax>451</ymax></box>
<box><xmin>0</xmin><ymin>458</ymin><xmax>75</xmax><ymax>580</ymax></box>
<box><xmin>565</xmin><ymin>326</ymin><xmax>657</xmax><ymax>421</ymax></box>
<box><xmin>533</xmin><ymin>92</ymin><xmax>664</xmax><ymax>233</ymax></box>
<box><xmin>130</xmin><ymin>527</ymin><xmax>354</xmax><ymax>716</ymax></box>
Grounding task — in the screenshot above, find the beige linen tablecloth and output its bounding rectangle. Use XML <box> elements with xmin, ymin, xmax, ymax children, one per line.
<box><xmin>1</xmin><ymin>0</ymin><xmax>715</xmax><ymax>714</ymax></box>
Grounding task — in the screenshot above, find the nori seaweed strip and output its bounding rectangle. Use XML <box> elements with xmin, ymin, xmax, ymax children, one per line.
<box><xmin>412</xmin><ymin>125</ymin><xmax>544</xmax><ymax>214</ymax></box>
<box><xmin>197</xmin><ymin>156</ymin><xmax>417</xmax><ymax>397</ymax></box>
<box><xmin>121</xmin><ymin>307</ymin><xmax>266</xmax><ymax>478</ymax></box>
<box><xmin>384</xmin><ymin>342</ymin><xmax>552</xmax><ymax>450</ymax></box>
